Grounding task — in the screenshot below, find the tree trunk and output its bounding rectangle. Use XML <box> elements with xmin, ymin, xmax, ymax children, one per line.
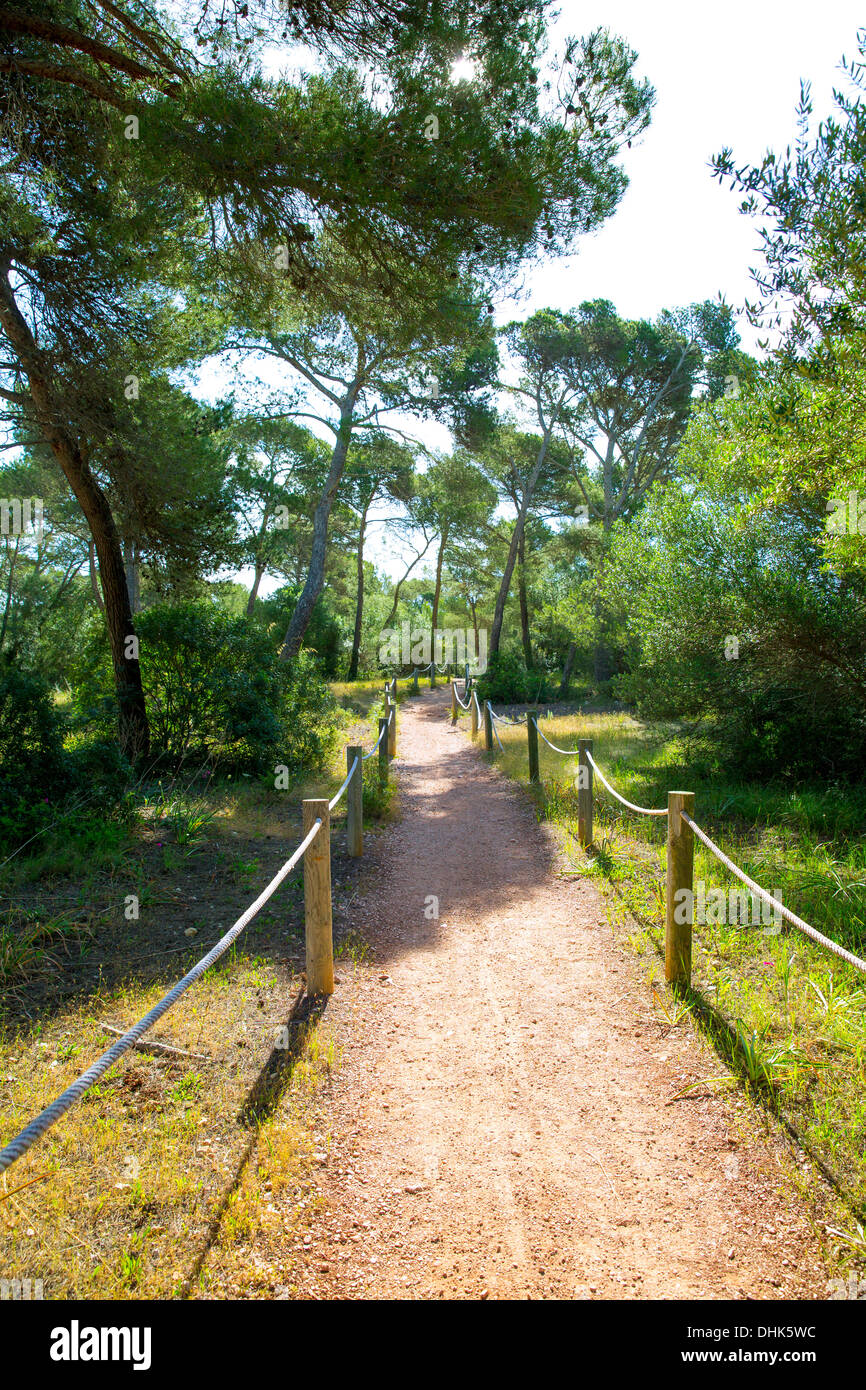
<box><xmin>517</xmin><ymin>529</ymin><xmax>533</xmax><ymax>670</ymax></box>
<box><xmin>381</xmin><ymin>534</ymin><xmax>433</xmax><ymax>632</ymax></box>
<box><xmin>246</xmin><ymin>562</ymin><xmax>265</xmax><ymax>617</ymax></box>
<box><xmin>123</xmin><ymin>536</ymin><xmax>141</xmax><ymax>613</ymax></box>
<box><xmin>89</xmin><ymin>540</ymin><xmax>105</xmax><ymax>612</ymax></box>
<box><xmin>430</xmin><ymin>526</ymin><xmax>448</xmax><ymax>663</ymax></box>
<box><xmin>592</xmin><ymin>506</ymin><xmax>614</xmax><ymax>687</ymax></box>
<box><xmin>280</xmin><ymin>394</ymin><xmax>357</xmax><ymax>661</ymax></box>
<box><xmin>0</xmin><ymin>270</ymin><xmax>149</xmax><ymax>757</ymax></box>
<box><xmin>489</xmin><ymin>428</ymin><xmax>551</xmax><ymax>659</ymax></box>
<box><xmin>559</xmin><ymin>640</ymin><xmax>576</xmax><ymax>698</ymax></box>
<box><xmin>347</xmin><ymin>506</ymin><xmax>368</xmax><ymax>680</ymax></box>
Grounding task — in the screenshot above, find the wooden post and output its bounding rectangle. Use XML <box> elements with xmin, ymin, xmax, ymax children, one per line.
<box><xmin>665</xmin><ymin>791</ymin><xmax>695</xmax><ymax>989</ymax></box>
<box><xmin>412</xmin><ymin>667</ymin><xmax>419</xmax><ymax>694</ymax></box>
<box><xmin>430</xmin><ymin>662</ymin><xmax>436</xmax><ymax>689</ymax></box>
<box><xmin>578</xmin><ymin>739</ymin><xmax>593</xmax><ymax>847</ymax></box>
<box><xmin>464</xmin><ymin>661</ymin><xmax>470</xmax><ymax>688</ymax></box>
<box><xmin>388</xmin><ymin>698</ymin><xmax>397</xmax><ymax>758</ymax></box>
<box><xmin>378</xmin><ymin>716</ymin><xmax>389</xmax><ymax>783</ymax></box>
<box><xmin>527</xmin><ymin>714</ymin><xmax>540</xmax><ymax>784</ymax></box>
<box><xmin>450</xmin><ymin>679</ymin><xmax>458</xmax><ymax>725</ymax></box>
<box><xmin>346</xmin><ymin>745</ymin><xmax>362</xmax><ymax>858</ymax></box>
<box><xmin>470</xmin><ymin>695</ymin><xmax>478</xmax><ymax>740</ymax></box>
<box><xmin>303</xmin><ymin>799</ymin><xmax>334</xmax><ymax>996</ymax></box>
<box><xmin>484</xmin><ymin>701</ymin><xmax>493</xmax><ymax>751</ymax></box>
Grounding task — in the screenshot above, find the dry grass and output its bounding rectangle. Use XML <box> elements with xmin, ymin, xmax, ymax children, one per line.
<box><xmin>0</xmin><ymin>948</ymin><xmax>350</xmax><ymax>1299</ymax></box>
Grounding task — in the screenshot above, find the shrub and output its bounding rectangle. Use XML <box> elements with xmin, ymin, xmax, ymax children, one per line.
<box><xmin>0</xmin><ymin>664</ymin><xmax>67</xmax><ymax>786</ymax></box>
<box><xmin>256</xmin><ymin>585</ymin><xmax>344</xmax><ymax>677</ymax></box>
<box><xmin>475</xmin><ymin>651</ymin><xmax>552</xmax><ymax>704</ymax></box>
<box><xmin>128</xmin><ymin>602</ymin><xmax>339</xmax><ymax>773</ymax></box>
<box><xmin>0</xmin><ymin>665</ymin><xmax>68</xmax><ymax>849</ymax></box>
<box><xmin>0</xmin><ymin>664</ymin><xmax>136</xmax><ymax>857</ymax></box>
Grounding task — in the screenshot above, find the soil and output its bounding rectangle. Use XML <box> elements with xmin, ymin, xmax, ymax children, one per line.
<box><xmin>274</xmin><ymin>688</ymin><xmax>831</xmax><ymax>1300</ymax></box>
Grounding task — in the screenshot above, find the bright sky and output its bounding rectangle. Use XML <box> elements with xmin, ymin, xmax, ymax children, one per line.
<box><xmin>214</xmin><ymin>0</ymin><xmax>866</xmax><ymax>588</ymax></box>
<box><xmin>523</xmin><ymin>0</ymin><xmax>864</xmax><ymax>346</ymax></box>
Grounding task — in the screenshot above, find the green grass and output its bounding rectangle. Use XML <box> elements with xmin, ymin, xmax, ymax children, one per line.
<box><xmin>330</xmin><ymin>675</ymin><xmax>415</xmax><ymax>717</ymax></box>
<box><xmin>465</xmin><ymin>705</ymin><xmax>866</xmax><ymax>1236</ymax></box>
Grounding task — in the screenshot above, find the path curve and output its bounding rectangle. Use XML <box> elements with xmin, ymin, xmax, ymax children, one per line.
<box><xmin>291</xmin><ymin>690</ymin><xmax>828</xmax><ymax>1299</ymax></box>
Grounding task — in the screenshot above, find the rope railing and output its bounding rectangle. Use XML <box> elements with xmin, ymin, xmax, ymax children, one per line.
<box><xmin>681</xmin><ymin>811</ymin><xmax>866</xmax><ymax>977</ymax></box>
<box><xmin>362</xmin><ymin>721</ymin><xmax>388</xmax><ymax>759</ymax></box>
<box><xmin>585</xmin><ymin>751</ymin><xmax>668</xmax><ymax>818</ymax></box>
<box><xmin>0</xmin><ymin>816</ymin><xmax>324</xmax><ymax>1175</ymax></box>
<box><xmin>328</xmin><ymin>755</ymin><xmax>360</xmax><ymax>812</ymax></box>
<box><xmin>449</xmin><ymin>689</ymin><xmax>865</xmax><ymax>989</ymax></box>
<box><xmin>0</xmin><ymin>693</ymin><xmax>405</xmax><ymax>1177</ymax></box>
<box><xmin>535</xmin><ymin>724</ymin><xmax>578</xmax><ymax>756</ymax></box>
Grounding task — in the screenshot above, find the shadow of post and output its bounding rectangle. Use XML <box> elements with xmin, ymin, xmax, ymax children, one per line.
<box><xmin>178</xmin><ymin>985</ymin><xmax>329</xmax><ymax>1298</ymax></box>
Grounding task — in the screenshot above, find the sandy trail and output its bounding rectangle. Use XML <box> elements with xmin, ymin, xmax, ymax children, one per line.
<box><xmin>288</xmin><ymin>690</ymin><xmax>827</xmax><ymax>1300</ymax></box>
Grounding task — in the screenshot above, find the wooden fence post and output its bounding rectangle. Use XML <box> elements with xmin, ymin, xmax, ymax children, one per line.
<box><xmin>388</xmin><ymin>698</ymin><xmax>397</xmax><ymax>758</ymax></box>
<box><xmin>450</xmin><ymin>679</ymin><xmax>458</xmax><ymax>725</ymax></box>
<box><xmin>346</xmin><ymin>745</ymin><xmax>362</xmax><ymax>858</ymax></box>
<box><xmin>527</xmin><ymin>714</ymin><xmax>540</xmax><ymax>784</ymax></box>
<box><xmin>378</xmin><ymin>716</ymin><xmax>389</xmax><ymax>783</ymax></box>
<box><xmin>578</xmin><ymin>739</ymin><xmax>593</xmax><ymax>847</ymax></box>
<box><xmin>470</xmin><ymin>694</ymin><xmax>478</xmax><ymax>740</ymax></box>
<box><xmin>665</xmin><ymin>791</ymin><xmax>694</xmax><ymax>989</ymax></box>
<box><xmin>412</xmin><ymin>667</ymin><xmax>419</xmax><ymax>694</ymax></box>
<box><xmin>430</xmin><ymin>662</ymin><xmax>436</xmax><ymax>689</ymax></box>
<box><xmin>484</xmin><ymin>701</ymin><xmax>493</xmax><ymax>751</ymax></box>
<box><xmin>303</xmin><ymin>799</ymin><xmax>334</xmax><ymax>996</ymax></box>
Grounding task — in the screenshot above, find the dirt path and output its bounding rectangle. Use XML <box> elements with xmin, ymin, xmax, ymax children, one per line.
<box><xmin>286</xmin><ymin>690</ymin><xmax>829</xmax><ymax>1300</ymax></box>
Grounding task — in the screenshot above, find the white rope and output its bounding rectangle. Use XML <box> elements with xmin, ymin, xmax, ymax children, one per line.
<box><xmin>489</xmin><ymin>708</ymin><xmax>526</xmax><ymax>727</ymax></box>
<box><xmin>491</xmin><ymin>716</ymin><xmax>504</xmax><ymax>752</ymax></box>
<box><xmin>328</xmin><ymin>755</ymin><xmax>359</xmax><ymax>811</ymax></box>
<box><xmin>681</xmin><ymin>812</ymin><xmax>866</xmax><ymax>976</ymax></box>
<box><xmin>362</xmin><ymin>722</ymin><xmax>388</xmax><ymax>759</ymax></box>
<box><xmin>454</xmin><ymin>686</ymin><xmax>472</xmax><ymax>710</ymax></box>
<box><xmin>585</xmin><ymin>751</ymin><xmax>667</xmax><ymax>817</ymax></box>
<box><xmin>536</xmin><ymin>724</ymin><xmax>579</xmax><ymax>756</ymax></box>
<box><xmin>0</xmin><ymin>817</ymin><xmax>324</xmax><ymax>1174</ymax></box>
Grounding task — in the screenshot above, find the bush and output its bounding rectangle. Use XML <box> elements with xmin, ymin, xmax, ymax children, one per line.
<box><xmin>0</xmin><ymin>666</ymin><xmax>68</xmax><ymax>847</ymax></box>
<box><xmin>0</xmin><ymin>664</ymin><xmax>67</xmax><ymax>787</ymax></box>
<box><xmin>126</xmin><ymin>602</ymin><xmax>340</xmax><ymax>773</ymax></box>
<box><xmin>0</xmin><ymin>663</ymin><xmax>138</xmax><ymax>856</ymax></box>
<box><xmin>475</xmin><ymin>651</ymin><xmax>552</xmax><ymax>704</ymax></box>
<box><xmin>256</xmin><ymin>586</ymin><xmax>344</xmax><ymax>678</ymax></box>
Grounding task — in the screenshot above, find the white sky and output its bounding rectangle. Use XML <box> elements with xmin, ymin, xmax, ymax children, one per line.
<box><xmin>212</xmin><ymin>0</ymin><xmax>865</xmax><ymax>590</ymax></box>
<box><xmin>521</xmin><ymin>0</ymin><xmax>864</xmax><ymax>349</ymax></box>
